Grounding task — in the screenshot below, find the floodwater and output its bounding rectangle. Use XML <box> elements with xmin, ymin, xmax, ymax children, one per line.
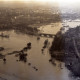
<box><xmin>37</xmin><ymin>22</ymin><xmax>62</xmax><ymax>34</ymax></box>
<box><xmin>0</xmin><ymin>22</ymin><xmax>79</xmax><ymax>80</ymax></box>
<box><xmin>64</xmin><ymin>20</ymin><xmax>80</xmax><ymax>28</ymax></box>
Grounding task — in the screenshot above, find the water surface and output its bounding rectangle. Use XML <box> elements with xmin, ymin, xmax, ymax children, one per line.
<box><xmin>0</xmin><ymin>22</ymin><xmax>78</xmax><ymax>80</ymax></box>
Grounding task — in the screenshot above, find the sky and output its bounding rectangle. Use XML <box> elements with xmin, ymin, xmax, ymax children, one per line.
<box><xmin>0</xmin><ymin>0</ymin><xmax>80</xmax><ymax>8</ymax></box>
<box><xmin>0</xmin><ymin>0</ymin><xmax>80</xmax><ymax>5</ymax></box>
<box><xmin>0</xmin><ymin>0</ymin><xmax>80</xmax><ymax>3</ymax></box>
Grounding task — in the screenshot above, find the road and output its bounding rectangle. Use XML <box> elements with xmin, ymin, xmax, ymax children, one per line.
<box><xmin>72</xmin><ymin>37</ymin><xmax>80</xmax><ymax>58</ymax></box>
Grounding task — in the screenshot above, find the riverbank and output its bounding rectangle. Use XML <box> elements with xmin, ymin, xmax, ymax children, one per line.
<box><xmin>65</xmin><ymin>26</ymin><xmax>80</xmax><ymax>77</ymax></box>
<box><xmin>0</xmin><ymin>22</ymin><xmax>62</xmax><ymax>39</ymax></box>
<box><xmin>50</xmin><ymin>26</ymin><xmax>80</xmax><ymax>77</ymax></box>
<box><xmin>49</xmin><ymin>31</ymin><xmax>64</xmax><ymax>61</ymax></box>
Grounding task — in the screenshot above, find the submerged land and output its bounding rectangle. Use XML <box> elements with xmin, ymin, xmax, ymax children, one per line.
<box><xmin>0</xmin><ymin>2</ymin><xmax>61</xmax><ymax>35</ymax></box>
<box><xmin>0</xmin><ymin>1</ymin><xmax>80</xmax><ymax>80</ymax></box>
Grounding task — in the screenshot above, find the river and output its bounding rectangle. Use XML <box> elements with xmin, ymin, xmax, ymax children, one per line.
<box><xmin>0</xmin><ymin>22</ymin><xmax>79</xmax><ymax>80</ymax></box>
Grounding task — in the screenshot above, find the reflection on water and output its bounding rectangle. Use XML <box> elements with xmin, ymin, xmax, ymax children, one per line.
<box><xmin>0</xmin><ymin>29</ymin><xmax>77</xmax><ymax>80</ymax></box>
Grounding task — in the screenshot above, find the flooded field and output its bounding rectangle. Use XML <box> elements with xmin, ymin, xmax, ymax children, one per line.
<box><xmin>0</xmin><ymin>21</ymin><xmax>80</xmax><ymax>80</ymax></box>
<box><xmin>64</xmin><ymin>20</ymin><xmax>80</xmax><ymax>28</ymax></box>
<box><xmin>38</xmin><ymin>22</ymin><xmax>62</xmax><ymax>34</ymax></box>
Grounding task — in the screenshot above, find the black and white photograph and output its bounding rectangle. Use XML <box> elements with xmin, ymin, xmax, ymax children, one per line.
<box><xmin>0</xmin><ymin>0</ymin><xmax>80</xmax><ymax>80</ymax></box>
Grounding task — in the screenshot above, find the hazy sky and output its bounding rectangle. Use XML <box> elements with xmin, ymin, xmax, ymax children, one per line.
<box><xmin>0</xmin><ymin>0</ymin><xmax>80</xmax><ymax>3</ymax></box>
<box><xmin>0</xmin><ymin>0</ymin><xmax>80</xmax><ymax>6</ymax></box>
<box><xmin>0</xmin><ymin>0</ymin><xmax>80</xmax><ymax>8</ymax></box>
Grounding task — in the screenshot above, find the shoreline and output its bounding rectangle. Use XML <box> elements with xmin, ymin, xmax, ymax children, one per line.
<box><xmin>49</xmin><ymin>26</ymin><xmax>80</xmax><ymax>77</ymax></box>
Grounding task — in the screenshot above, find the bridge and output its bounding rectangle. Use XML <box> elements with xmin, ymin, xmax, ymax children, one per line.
<box><xmin>38</xmin><ymin>33</ymin><xmax>56</xmax><ymax>38</ymax></box>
